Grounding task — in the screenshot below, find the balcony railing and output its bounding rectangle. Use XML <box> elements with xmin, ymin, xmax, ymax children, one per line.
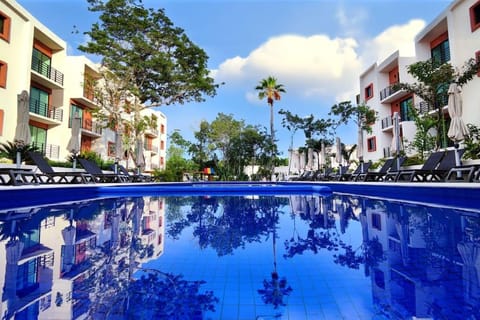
<box><xmin>31</xmin><ymin>55</ymin><xmax>64</xmax><ymax>86</ymax></box>
<box><xmin>32</xmin><ymin>143</ymin><xmax>60</xmax><ymax>159</ymax></box>
<box><xmin>416</xmin><ymin>94</ymin><xmax>448</xmax><ymax>114</ymax></box>
<box><xmin>29</xmin><ymin>98</ymin><xmax>63</xmax><ymax>122</ymax></box>
<box><xmin>381</xmin><ymin>116</ymin><xmax>393</xmax><ymax>129</ymax></box>
<box><xmin>82</xmin><ymin>119</ymin><xmax>103</xmax><ymax>135</ymax></box>
<box><xmin>383</xmin><ymin>147</ymin><xmax>392</xmax><ymax>158</ymax></box>
<box><xmin>379</xmin><ymin>84</ymin><xmax>400</xmax><ymax>101</ymax></box>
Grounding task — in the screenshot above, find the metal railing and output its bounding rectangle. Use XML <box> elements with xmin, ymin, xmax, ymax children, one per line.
<box><xmin>29</xmin><ymin>98</ymin><xmax>63</xmax><ymax>121</ymax></box>
<box><xmin>379</xmin><ymin>84</ymin><xmax>400</xmax><ymax>101</ymax></box>
<box><xmin>381</xmin><ymin>116</ymin><xmax>393</xmax><ymax>129</ymax></box>
<box><xmin>82</xmin><ymin>119</ymin><xmax>103</xmax><ymax>135</ymax></box>
<box><xmin>416</xmin><ymin>95</ymin><xmax>448</xmax><ymax>114</ymax></box>
<box><xmin>31</xmin><ymin>55</ymin><xmax>64</xmax><ymax>86</ymax></box>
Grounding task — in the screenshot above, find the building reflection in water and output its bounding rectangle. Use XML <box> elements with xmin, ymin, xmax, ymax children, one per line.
<box><xmin>0</xmin><ymin>193</ymin><xmax>479</xmax><ymax>319</ymax></box>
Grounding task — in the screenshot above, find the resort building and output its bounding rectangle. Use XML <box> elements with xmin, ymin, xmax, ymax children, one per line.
<box><xmin>0</xmin><ymin>0</ymin><xmax>167</xmax><ymax>172</ymax></box>
<box><xmin>359</xmin><ymin>0</ymin><xmax>480</xmax><ymax>163</ymax></box>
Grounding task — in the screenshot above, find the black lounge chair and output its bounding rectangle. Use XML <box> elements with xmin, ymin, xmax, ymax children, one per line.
<box><xmin>110</xmin><ymin>164</ymin><xmax>152</xmax><ymax>182</ymax></box>
<box><xmin>394</xmin><ymin>150</ymin><xmax>461</xmax><ymax>182</ymax></box>
<box><xmin>28</xmin><ymin>151</ymin><xmax>95</xmax><ymax>184</ymax></box>
<box><xmin>356</xmin><ymin>158</ymin><xmax>394</xmax><ymax>182</ymax></box>
<box><xmin>393</xmin><ymin>151</ymin><xmax>444</xmax><ymax>182</ymax></box>
<box><xmin>0</xmin><ymin>167</ymin><xmax>41</xmax><ymax>186</ymax></box>
<box><xmin>78</xmin><ymin>158</ymin><xmax>129</xmax><ymax>183</ymax></box>
<box><xmin>340</xmin><ymin>161</ymin><xmax>372</xmax><ymax>181</ymax></box>
<box><xmin>314</xmin><ymin>167</ymin><xmax>334</xmax><ymax>181</ymax></box>
<box><xmin>380</xmin><ymin>156</ymin><xmax>407</xmax><ymax>182</ymax></box>
<box><xmin>331</xmin><ymin>165</ymin><xmax>351</xmax><ymax>181</ymax></box>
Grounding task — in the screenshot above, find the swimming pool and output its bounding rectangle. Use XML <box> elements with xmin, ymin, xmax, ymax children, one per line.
<box><xmin>0</xmin><ymin>182</ymin><xmax>479</xmax><ymax>319</ymax></box>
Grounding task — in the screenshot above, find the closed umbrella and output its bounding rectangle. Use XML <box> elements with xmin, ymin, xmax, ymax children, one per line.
<box><xmin>135</xmin><ymin>137</ymin><xmax>145</xmax><ymax>174</ymax></box>
<box><xmin>391</xmin><ymin>112</ymin><xmax>403</xmax><ymax>169</ymax></box>
<box><xmin>114</xmin><ymin>130</ymin><xmax>124</xmax><ymax>174</ymax></box>
<box><xmin>357</xmin><ymin>126</ymin><xmax>364</xmax><ymax>173</ymax></box>
<box><xmin>67</xmin><ymin>115</ymin><xmax>81</xmax><ymax>170</ymax></box>
<box><xmin>14</xmin><ymin>90</ymin><xmax>31</xmax><ymax>168</ymax></box>
<box><xmin>336</xmin><ymin>137</ymin><xmax>342</xmax><ymax>174</ymax></box>
<box><xmin>320</xmin><ymin>141</ymin><xmax>326</xmax><ymax>174</ymax></box>
<box><xmin>447</xmin><ymin>82</ymin><xmax>468</xmax><ymax>167</ymax></box>
<box><xmin>61</xmin><ymin>225</ymin><xmax>76</xmax><ymax>273</ymax></box>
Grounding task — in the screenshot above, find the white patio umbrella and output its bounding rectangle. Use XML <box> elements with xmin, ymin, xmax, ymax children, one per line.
<box><xmin>447</xmin><ymin>82</ymin><xmax>469</xmax><ymax>167</ymax></box>
<box><xmin>61</xmin><ymin>225</ymin><xmax>76</xmax><ymax>272</ymax></box>
<box><xmin>135</xmin><ymin>137</ymin><xmax>145</xmax><ymax>174</ymax></box>
<box><xmin>14</xmin><ymin>90</ymin><xmax>31</xmax><ymax>168</ymax></box>
<box><xmin>114</xmin><ymin>130</ymin><xmax>124</xmax><ymax>174</ymax></box>
<box><xmin>336</xmin><ymin>137</ymin><xmax>343</xmax><ymax>174</ymax></box>
<box><xmin>357</xmin><ymin>126</ymin><xmax>365</xmax><ymax>173</ymax></box>
<box><xmin>307</xmin><ymin>147</ymin><xmax>313</xmax><ymax>170</ymax></box>
<box><xmin>67</xmin><ymin>115</ymin><xmax>82</xmax><ymax>170</ymax></box>
<box><xmin>320</xmin><ymin>141</ymin><xmax>326</xmax><ymax>174</ymax></box>
<box><xmin>391</xmin><ymin>112</ymin><xmax>403</xmax><ymax>169</ymax></box>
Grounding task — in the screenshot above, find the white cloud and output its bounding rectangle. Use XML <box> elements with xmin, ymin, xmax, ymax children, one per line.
<box><xmin>214</xmin><ymin>34</ymin><xmax>362</xmax><ymax>102</ymax></box>
<box><xmin>213</xmin><ymin>19</ymin><xmax>426</xmax><ymax>105</ymax></box>
<box><xmin>361</xmin><ymin>19</ymin><xmax>426</xmax><ymax>64</ymax></box>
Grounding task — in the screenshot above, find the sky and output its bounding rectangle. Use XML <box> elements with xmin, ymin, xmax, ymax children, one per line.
<box><xmin>17</xmin><ymin>0</ymin><xmax>451</xmax><ymax>157</ymax></box>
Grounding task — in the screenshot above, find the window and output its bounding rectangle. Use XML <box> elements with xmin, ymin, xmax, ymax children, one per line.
<box><xmin>374</xmin><ymin>269</ymin><xmax>385</xmax><ymax>289</ymax></box>
<box><xmin>367</xmin><ymin>136</ymin><xmax>376</xmax><ymax>152</ymax></box>
<box><xmin>0</xmin><ymin>11</ymin><xmax>11</xmax><ymax>42</ymax></box>
<box><xmin>107</xmin><ymin>141</ymin><xmax>115</xmax><ymax>157</ymax></box>
<box><xmin>471</xmin><ymin>0</ymin><xmax>480</xmax><ymax>32</ymax></box>
<box><xmin>371</xmin><ymin>213</ymin><xmax>382</xmax><ymax>230</ymax></box>
<box><xmin>365</xmin><ymin>83</ymin><xmax>374</xmax><ymax>101</ymax></box>
<box><xmin>160</xmin><ymin>124</ymin><xmax>165</xmax><ymax>134</ymax></box>
<box><xmin>160</xmin><ymin>140</ymin><xmax>165</xmax><ymax>150</ymax></box>
<box><xmin>30</xmin><ymin>87</ymin><xmax>50</xmax><ymax>117</ymax></box>
<box><xmin>70</xmin><ymin>104</ymin><xmax>84</xmax><ymax>128</ymax></box>
<box><xmin>31</xmin><ymin>48</ymin><xmax>52</xmax><ymax>78</ymax></box>
<box><xmin>431</xmin><ymin>39</ymin><xmax>450</xmax><ymax>65</ymax></box>
<box><xmin>0</xmin><ymin>60</ymin><xmax>6</xmax><ymax>88</ymax></box>
<box><xmin>30</xmin><ymin>125</ymin><xmax>47</xmax><ymax>153</ymax></box>
<box><xmin>399</xmin><ymin>96</ymin><xmax>414</xmax><ymax>121</ymax></box>
<box><xmin>476</xmin><ymin>50</ymin><xmax>480</xmax><ymax>77</ymax></box>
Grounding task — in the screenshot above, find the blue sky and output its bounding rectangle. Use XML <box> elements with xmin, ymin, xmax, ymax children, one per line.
<box><xmin>18</xmin><ymin>0</ymin><xmax>450</xmax><ymax>157</ymax></box>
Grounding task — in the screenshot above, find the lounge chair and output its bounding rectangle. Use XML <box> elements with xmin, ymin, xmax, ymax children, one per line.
<box><xmin>314</xmin><ymin>167</ymin><xmax>334</xmax><ymax>181</ymax></box>
<box><xmin>380</xmin><ymin>156</ymin><xmax>407</xmax><ymax>182</ymax></box>
<box><xmin>78</xmin><ymin>158</ymin><xmax>129</xmax><ymax>183</ymax></box>
<box><xmin>392</xmin><ymin>151</ymin><xmax>444</xmax><ymax>182</ymax></box>
<box><xmin>28</xmin><ymin>151</ymin><xmax>95</xmax><ymax>184</ymax></box>
<box><xmin>394</xmin><ymin>150</ymin><xmax>461</xmax><ymax>182</ymax></box>
<box><xmin>331</xmin><ymin>165</ymin><xmax>351</xmax><ymax>181</ymax></box>
<box><xmin>340</xmin><ymin>161</ymin><xmax>372</xmax><ymax>181</ymax></box>
<box><xmin>0</xmin><ymin>167</ymin><xmax>41</xmax><ymax>186</ymax></box>
<box><xmin>110</xmin><ymin>164</ymin><xmax>152</xmax><ymax>182</ymax></box>
<box><xmin>356</xmin><ymin>158</ymin><xmax>394</xmax><ymax>182</ymax></box>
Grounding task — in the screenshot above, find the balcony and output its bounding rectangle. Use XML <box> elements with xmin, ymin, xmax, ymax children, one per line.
<box><xmin>31</xmin><ymin>55</ymin><xmax>64</xmax><ymax>89</ymax></box>
<box><xmin>33</xmin><ymin>143</ymin><xmax>60</xmax><ymax>159</ymax></box>
<box><xmin>81</xmin><ymin>119</ymin><xmax>103</xmax><ymax>138</ymax></box>
<box><xmin>145</xmin><ymin>128</ymin><xmax>159</xmax><ymax>138</ymax></box>
<box><xmin>381</xmin><ymin>116</ymin><xmax>393</xmax><ymax>130</ymax></box>
<box><xmin>71</xmin><ymin>88</ymin><xmax>99</xmax><ymax>110</ymax></box>
<box><xmin>29</xmin><ymin>99</ymin><xmax>63</xmax><ymax>127</ymax></box>
<box><xmin>416</xmin><ymin>94</ymin><xmax>448</xmax><ymax>115</ymax></box>
<box><xmin>379</xmin><ymin>83</ymin><xmax>409</xmax><ymax>104</ymax></box>
<box><xmin>144</xmin><ymin>144</ymin><xmax>159</xmax><ymax>155</ymax></box>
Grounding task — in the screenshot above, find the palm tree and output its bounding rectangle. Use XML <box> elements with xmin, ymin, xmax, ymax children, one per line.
<box><xmin>255</xmin><ymin>76</ymin><xmax>286</xmax><ymax>145</ymax></box>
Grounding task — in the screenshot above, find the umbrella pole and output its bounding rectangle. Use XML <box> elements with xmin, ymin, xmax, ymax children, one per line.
<box><xmin>454</xmin><ymin>143</ymin><xmax>462</xmax><ymax>179</ymax></box>
<box><xmin>16</xmin><ymin>151</ymin><xmax>21</xmax><ymax>169</ymax></box>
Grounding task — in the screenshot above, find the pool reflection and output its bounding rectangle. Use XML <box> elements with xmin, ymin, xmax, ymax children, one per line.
<box><xmin>0</xmin><ymin>193</ymin><xmax>479</xmax><ymax>319</ymax></box>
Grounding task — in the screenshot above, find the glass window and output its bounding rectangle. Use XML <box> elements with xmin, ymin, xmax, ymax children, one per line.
<box><xmin>372</xmin><ymin>213</ymin><xmax>381</xmax><ymax>230</ymax></box>
<box><xmin>0</xmin><ymin>11</ymin><xmax>10</xmax><ymax>42</ymax></box>
<box><xmin>400</xmin><ymin>97</ymin><xmax>414</xmax><ymax>121</ymax></box>
<box><xmin>365</xmin><ymin>83</ymin><xmax>374</xmax><ymax>100</ymax></box>
<box><xmin>30</xmin><ymin>125</ymin><xmax>47</xmax><ymax>154</ymax></box>
<box><xmin>471</xmin><ymin>1</ymin><xmax>480</xmax><ymax>32</ymax></box>
<box><xmin>431</xmin><ymin>39</ymin><xmax>450</xmax><ymax>65</ymax></box>
<box><xmin>70</xmin><ymin>104</ymin><xmax>84</xmax><ymax>128</ymax></box>
<box><xmin>31</xmin><ymin>48</ymin><xmax>52</xmax><ymax>78</ymax></box>
<box><xmin>367</xmin><ymin>137</ymin><xmax>376</xmax><ymax>152</ymax></box>
<box><xmin>30</xmin><ymin>87</ymin><xmax>50</xmax><ymax>117</ymax></box>
<box><xmin>0</xmin><ymin>60</ymin><xmax>6</xmax><ymax>88</ymax></box>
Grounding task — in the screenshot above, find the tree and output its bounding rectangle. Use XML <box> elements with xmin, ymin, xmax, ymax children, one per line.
<box><xmin>329</xmin><ymin>101</ymin><xmax>376</xmax><ymax>164</ymax></box>
<box><xmin>394</xmin><ymin>58</ymin><xmax>479</xmax><ymax>149</ymax></box>
<box><xmin>79</xmin><ymin>0</ymin><xmax>219</xmax><ymax>168</ymax></box>
<box><xmin>255</xmin><ymin>76</ymin><xmax>286</xmax><ymax>174</ymax></box>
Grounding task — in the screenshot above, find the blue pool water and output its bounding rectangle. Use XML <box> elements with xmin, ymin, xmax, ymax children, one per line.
<box><xmin>0</xmin><ymin>183</ymin><xmax>479</xmax><ymax>319</ymax></box>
